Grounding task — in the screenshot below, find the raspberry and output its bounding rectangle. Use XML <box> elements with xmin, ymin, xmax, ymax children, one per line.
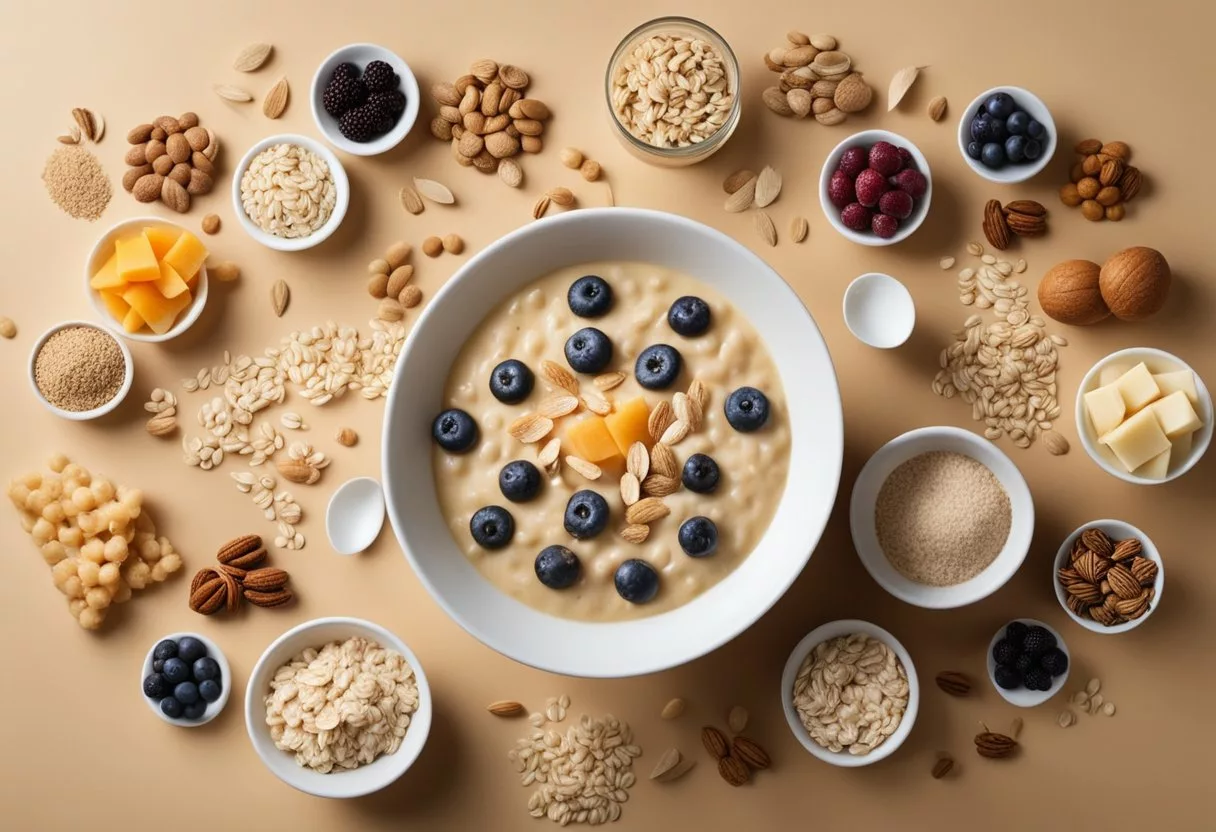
<box><xmin>868</xmin><ymin>141</ymin><xmax>902</xmax><ymax>177</ymax></box>
<box><xmin>828</xmin><ymin>170</ymin><xmax>855</xmax><ymax>209</ymax></box>
<box><xmin>362</xmin><ymin>60</ymin><xmax>398</xmax><ymax>94</ymax></box>
<box><xmin>879</xmin><ymin>190</ymin><xmax>914</xmax><ymax>220</ymax></box>
<box><xmin>839</xmin><ymin>203</ymin><xmax>871</xmax><ymax>232</ymax></box>
<box><xmin>837</xmin><ymin>146</ymin><xmax>868</xmax><ymax>179</ymax></box>
<box><xmin>854</xmin><ymin>169</ymin><xmax>888</xmax><ymax>207</ymax></box>
<box><xmin>897</xmin><ymin>146</ymin><xmax>915</xmax><ymax>170</ymax></box>
<box><xmin>871</xmin><ymin>213</ymin><xmax>899</xmax><ymax>238</ymax></box>
<box><xmin>890</xmin><ymin>169</ymin><xmax>928</xmax><ymax>200</ymax></box>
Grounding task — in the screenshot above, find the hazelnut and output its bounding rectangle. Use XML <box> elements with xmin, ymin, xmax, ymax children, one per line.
<box><xmin>1105</xmin><ymin>204</ymin><xmax>1125</xmax><ymax>222</ymax></box>
<box><xmin>1077</xmin><ymin>177</ymin><xmax>1101</xmax><ymax>199</ymax></box>
<box><xmin>422</xmin><ymin>236</ymin><xmax>443</xmax><ymax>257</ymax></box>
<box><xmin>1081</xmin><ymin>199</ymin><xmax>1105</xmax><ymax>221</ymax></box>
<box><xmin>1082</xmin><ymin>154</ymin><xmax>1103</xmax><ymax>176</ymax></box>
<box><xmin>1059</xmin><ymin>183</ymin><xmax>1082</xmax><ymax>207</ymax></box>
<box><xmin>1096</xmin><ymin>186</ymin><xmax>1122</xmax><ymax>207</ymax></box>
<box><xmin>1069</xmin><ymin>162</ymin><xmax>1085</xmax><ymax>183</ymax></box>
<box><xmin>1038</xmin><ymin>259</ymin><xmax>1110</xmax><ymax>325</ymax></box>
<box><xmin>1099</xmin><ymin>246</ymin><xmax>1170</xmax><ymax>320</ymax></box>
<box><xmin>1100</xmin><ymin>141</ymin><xmax>1131</xmax><ymax>161</ymax></box>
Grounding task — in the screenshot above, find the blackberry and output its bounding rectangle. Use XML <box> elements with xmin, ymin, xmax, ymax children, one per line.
<box><xmin>1023</xmin><ymin>666</ymin><xmax>1053</xmax><ymax>691</ymax></box>
<box><xmin>338</xmin><ymin>104</ymin><xmax>381</xmax><ymax>143</ymax></box>
<box><xmin>323</xmin><ymin>75</ymin><xmax>367</xmax><ymax>119</ymax></box>
<box><xmin>1014</xmin><ymin>653</ymin><xmax>1034</xmax><ymax>674</ymax></box>
<box><xmin>362</xmin><ymin>60</ymin><xmax>398</xmax><ymax>94</ymax></box>
<box><xmin>991</xmin><ymin>638</ymin><xmax>1019</xmax><ymax>667</ymax></box>
<box><xmin>993</xmin><ymin>665</ymin><xmax>1021</xmax><ymax>690</ymax></box>
<box><xmin>369</xmin><ymin>90</ymin><xmax>406</xmax><ymax>118</ymax></box>
<box><xmin>1004</xmin><ymin>621</ymin><xmax>1028</xmax><ymax>647</ymax></box>
<box><xmin>1040</xmin><ymin>647</ymin><xmax>1069</xmax><ymax>677</ymax></box>
<box><xmin>1021</xmin><ymin>626</ymin><xmax>1056</xmax><ymax>656</ymax></box>
<box><xmin>330</xmin><ymin>62</ymin><xmax>359</xmax><ymax>82</ymax></box>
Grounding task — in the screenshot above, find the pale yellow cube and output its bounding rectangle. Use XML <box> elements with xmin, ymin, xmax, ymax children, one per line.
<box><xmin>1153</xmin><ymin>370</ymin><xmax>1199</xmax><ymax>406</ymax></box>
<box><xmin>1172</xmin><ymin>430</ymin><xmax>1194</xmax><ymax>461</ymax></box>
<box><xmin>1149</xmin><ymin>390</ymin><xmax>1202</xmax><ymax>438</ymax></box>
<box><xmin>1101</xmin><ymin>408</ymin><xmax>1172</xmax><ymax>473</ymax></box>
<box><xmin>1113</xmin><ymin>363</ymin><xmax>1161</xmax><ymax>413</ymax></box>
<box><xmin>1099</xmin><ymin>362</ymin><xmax>1130</xmax><ymax>387</ymax></box>
<box><xmin>1133</xmin><ymin>448</ymin><xmax>1170</xmax><ymax>479</ymax></box>
<box><xmin>1084</xmin><ymin>384</ymin><xmax>1126</xmax><ymax>436</ymax></box>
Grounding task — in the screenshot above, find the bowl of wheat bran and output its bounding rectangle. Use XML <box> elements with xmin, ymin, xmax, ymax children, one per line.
<box><xmin>850</xmin><ymin>426</ymin><xmax>1034</xmax><ymax>608</ymax></box>
<box><xmin>28</xmin><ymin>321</ymin><xmax>133</xmax><ymax>420</ymax></box>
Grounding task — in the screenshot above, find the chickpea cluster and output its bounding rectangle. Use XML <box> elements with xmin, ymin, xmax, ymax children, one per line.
<box><xmin>7</xmin><ymin>454</ymin><xmax>182</xmax><ymax>629</ymax></box>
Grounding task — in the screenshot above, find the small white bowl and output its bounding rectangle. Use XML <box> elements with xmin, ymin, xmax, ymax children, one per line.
<box><xmin>781</xmin><ymin>619</ymin><xmax>919</xmax><ymax>767</ymax></box>
<box><xmin>987</xmin><ymin>619</ymin><xmax>1069</xmax><ymax>707</ymax></box>
<box><xmin>1075</xmin><ymin>347</ymin><xmax>1213</xmax><ymax>484</ymax></box>
<box><xmin>84</xmin><ymin>216</ymin><xmax>209</xmax><ymax>343</ymax></box>
<box><xmin>310</xmin><ymin>43</ymin><xmax>420</xmax><ymax>156</ymax></box>
<box><xmin>231</xmin><ymin>134</ymin><xmax>350</xmax><ymax>252</ymax></box>
<box><xmin>244</xmin><ymin>617</ymin><xmax>432</xmax><ymax>799</ymax></box>
<box><xmin>28</xmin><ymin>320</ymin><xmax>134</xmax><ymax>420</ymax></box>
<box><xmin>850</xmin><ymin>426</ymin><xmax>1034</xmax><ymax>609</ymax></box>
<box><xmin>141</xmin><ymin>632</ymin><xmax>231</xmax><ymax>727</ymax></box>
<box><xmin>1053</xmin><ymin>519</ymin><xmax>1164</xmax><ymax>634</ymax></box>
<box><xmin>957</xmin><ymin>86</ymin><xmax>1057</xmax><ymax>184</ymax></box>
<box><xmin>842</xmin><ymin>273</ymin><xmax>915</xmax><ymax>349</ymax></box>
<box><xmin>819</xmin><ymin>129</ymin><xmax>932</xmax><ymax>247</ymax></box>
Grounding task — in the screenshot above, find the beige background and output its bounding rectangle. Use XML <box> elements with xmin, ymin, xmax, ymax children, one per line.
<box><xmin>1</xmin><ymin>1</ymin><xmax>1212</xmax><ymax>829</ymax></box>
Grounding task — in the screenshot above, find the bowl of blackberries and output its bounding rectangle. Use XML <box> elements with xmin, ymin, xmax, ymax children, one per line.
<box><xmin>311</xmin><ymin>43</ymin><xmax>420</xmax><ymax>156</ymax></box>
<box><xmin>986</xmin><ymin>619</ymin><xmax>1070</xmax><ymax>707</ymax></box>
<box><xmin>819</xmin><ymin>129</ymin><xmax>932</xmax><ymax>246</ymax></box>
<box><xmin>141</xmin><ymin>633</ymin><xmax>231</xmax><ymax>726</ymax></box>
<box><xmin>958</xmin><ymin>86</ymin><xmax>1056</xmax><ymax>184</ymax></box>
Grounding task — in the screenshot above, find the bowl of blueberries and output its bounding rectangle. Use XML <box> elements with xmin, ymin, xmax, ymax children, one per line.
<box><xmin>987</xmin><ymin>618</ymin><xmax>1070</xmax><ymax>707</ymax></box>
<box><xmin>310</xmin><ymin>43</ymin><xmax>420</xmax><ymax>156</ymax></box>
<box><xmin>141</xmin><ymin>633</ymin><xmax>230</xmax><ymax>726</ymax></box>
<box><xmin>958</xmin><ymin>86</ymin><xmax>1056</xmax><ymax>184</ymax></box>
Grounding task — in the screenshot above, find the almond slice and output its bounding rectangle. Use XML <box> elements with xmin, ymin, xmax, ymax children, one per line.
<box><xmin>620</xmin><ymin>473</ymin><xmax>641</xmax><ymax>506</ymax></box>
<box><xmin>659</xmin><ymin>419</ymin><xmax>691</xmax><ymax>445</ymax></box>
<box><xmin>754</xmin><ymin>165</ymin><xmax>782</xmax><ymax>208</ymax></box>
<box><xmin>581</xmin><ymin>390</ymin><xmax>611</xmax><ymax>415</ymax></box>
<box><xmin>541</xmin><ymin>360</ymin><xmax>579</xmax><ymax>394</ymax></box>
<box><xmin>724</xmin><ymin>176</ymin><xmax>757</xmax><ymax>212</ymax></box>
<box><xmin>641</xmin><ymin>474</ymin><xmax>680</xmax><ymax>497</ymax></box>
<box><xmin>508</xmin><ymin>413</ymin><xmax>553</xmax><ymax>444</ymax></box>
<box><xmin>687</xmin><ymin>378</ymin><xmax>709</xmax><ymax>410</ymax></box>
<box><xmin>626</xmin><ymin>442</ymin><xmax>649</xmax><ymax>480</ymax></box>
<box><xmin>413</xmin><ymin>177</ymin><xmax>456</xmax><ymax>205</ymax></box>
<box><xmin>672</xmin><ymin>392</ymin><xmax>703</xmax><ymax>432</ymax></box>
<box><xmin>233</xmin><ymin>42</ymin><xmax>273</xmax><ymax>72</ymax></box>
<box><xmin>625</xmin><ymin>497</ymin><xmax>669</xmax><ymax>525</ymax></box>
<box><xmin>594</xmin><ymin>371</ymin><xmax>626</xmax><ymax>391</ymax></box>
<box><xmin>565</xmin><ymin>456</ymin><xmax>602</xmax><ymax>480</ymax></box>
<box><xmin>538</xmin><ymin>395</ymin><xmax>579</xmax><ymax>418</ymax></box>
<box><xmin>537</xmin><ymin>438</ymin><xmax>561</xmax><ymax>468</ymax></box>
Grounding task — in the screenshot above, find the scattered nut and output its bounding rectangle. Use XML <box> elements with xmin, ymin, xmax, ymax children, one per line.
<box><xmin>422</xmin><ymin>236</ymin><xmax>444</xmax><ymax>257</ymax></box>
<box><xmin>336</xmin><ymin>428</ymin><xmax>358</xmax><ymax>447</ymax></box>
<box><xmin>201</xmin><ymin>214</ymin><xmax>221</xmax><ymax>234</ymax></box>
<box><xmin>442</xmin><ymin>233</ymin><xmax>465</xmax><ymax>254</ymax></box>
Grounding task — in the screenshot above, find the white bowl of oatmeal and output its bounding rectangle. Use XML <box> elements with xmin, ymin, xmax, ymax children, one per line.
<box><xmin>243</xmin><ymin>617</ymin><xmax>431</xmax><ymax>799</ymax></box>
<box><xmin>850</xmin><ymin>426</ymin><xmax>1034</xmax><ymax>609</ymax></box>
<box><xmin>383</xmin><ymin>208</ymin><xmax>843</xmax><ymax>677</ymax></box>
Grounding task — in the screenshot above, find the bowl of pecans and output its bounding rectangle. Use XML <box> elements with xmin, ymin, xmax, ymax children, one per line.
<box><xmin>1053</xmin><ymin>520</ymin><xmax>1163</xmax><ymax>634</ymax></box>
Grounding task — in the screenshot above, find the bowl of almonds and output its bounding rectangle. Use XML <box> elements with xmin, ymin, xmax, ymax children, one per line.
<box><xmin>1053</xmin><ymin>520</ymin><xmax>1163</xmax><ymax>634</ymax></box>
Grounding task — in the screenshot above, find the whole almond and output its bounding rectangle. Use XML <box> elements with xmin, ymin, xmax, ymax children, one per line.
<box><xmin>517</xmin><ymin>99</ymin><xmax>549</xmax><ymax>120</ymax></box>
<box><xmin>132</xmin><ymin>173</ymin><xmax>163</xmax><ymax>203</ymax></box>
<box><xmin>649</xmin><ymin>441</ymin><xmax>678</xmax><ymax>478</ymax></box>
<box><xmin>271</xmin><ymin>279</ymin><xmax>290</xmax><ymax>317</ymax></box>
<box><xmin>762</xmin><ymin>86</ymin><xmax>794</xmax><ymax>116</ymax></box>
<box><xmin>122</xmin><ymin>164</ymin><xmax>152</xmax><ymax>193</ymax></box>
<box><xmin>487</xmin><ymin>700</ymin><xmax>526</xmax><ymax>717</ymax></box>
<box><xmin>399</xmin><ymin>284</ymin><xmax>422</xmax><ymax>308</ymax></box>
<box><xmin>386</xmin><ymin>265</ymin><xmax>414</xmax><ymax>298</ymax></box>
<box><xmin>432</xmin><ymin>82</ymin><xmax>461</xmax><ymax>106</ymax></box>
<box><xmin>161</xmin><ymin>177</ymin><xmax>190</xmax><ymax>213</ymax></box>
<box><xmin>927</xmin><ymin>95</ymin><xmax>948</xmax><ymax>121</ymax></box>
<box><xmin>499</xmin><ymin>65</ymin><xmax>530</xmax><ymax>90</ymax></box>
<box><xmin>145</xmin><ymin>412</ymin><xmax>177</xmax><ymax>437</ymax></box>
<box><xmin>127</xmin><ymin>124</ymin><xmax>154</xmax><ymax>144</ymax></box>
<box><xmin>262</xmin><ymin>77</ymin><xmax>289</xmax><ymax>119</ymax></box>
<box><xmin>186</xmin><ymin>168</ymin><xmax>213</xmax><ymax>196</ymax></box>
<box><xmin>166</xmin><ymin>133</ymin><xmax>191</xmax><ymax>164</ymax></box>
<box><xmin>625</xmin><ymin>497</ymin><xmax>669</xmax><ymax>525</ymax></box>
<box><xmin>547</xmin><ymin>187</ymin><xmax>575</xmax><ymax>207</ymax></box>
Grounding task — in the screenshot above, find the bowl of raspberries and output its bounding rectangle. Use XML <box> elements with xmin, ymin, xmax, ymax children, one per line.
<box><xmin>987</xmin><ymin>619</ymin><xmax>1070</xmax><ymax>707</ymax></box>
<box><xmin>820</xmin><ymin>130</ymin><xmax>932</xmax><ymax>246</ymax></box>
<box><xmin>311</xmin><ymin>43</ymin><xmax>420</xmax><ymax>155</ymax></box>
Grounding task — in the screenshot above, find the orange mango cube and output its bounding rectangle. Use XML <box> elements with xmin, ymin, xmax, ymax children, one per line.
<box><xmin>115</xmin><ymin>234</ymin><xmax>160</xmax><ymax>283</ymax></box>
<box><xmin>122</xmin><ymin>283</ymin><xmax>192</xmax><ymax>335</ymax></box>
<box><xmin>90</xmin><ymin>251</ymin><xmax>124</xmax><ymax>291</ymax></box>
<box><xmin>142</xmin><ymin>226</ymin><xmax>181</xmax><ymax>260</ymax></box>
<box><xmin>161</xmin><ymin>231</ymin><xmax>207</xmax><ymax>282</ymax></box>
<box><xmin>98</xmin><ymin>290</ymin><xmax>131</xmax><ymax>322</ymax></box>
<box><xmin>154</xmin><ymin>260</ymin><xmax>190</xmax><ymax>299</ymax></box>
<box><xmin>604</xmin><ymin>397</ymin><xmax>651</xmax><ymax>456</ymax></box>
<box><xmin>121</xmin><ymin>307</ymin><xmax>145</xmax><ymax>334</ymax></box>
<box><xmin>565</xmin><ymin>416</ymin><xmax>623</xmax><ymax>464</ymax></box>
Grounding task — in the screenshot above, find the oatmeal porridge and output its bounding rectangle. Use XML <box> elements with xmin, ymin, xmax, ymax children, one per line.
<box><xmin>431</xmin><ymin>262</ymin><xmax>790</xmax><ymax>621</ymax></box>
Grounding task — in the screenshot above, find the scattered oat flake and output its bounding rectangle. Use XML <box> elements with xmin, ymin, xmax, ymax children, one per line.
<box><xmin>660</xmin><ymin>698</ymin><xmax>686</xmax><ymax>720</ymax></box>
<box><xmin>940</xmin><ymin>256</ymin><xmax>955</xmax><ymax>269</ymax></box>
<box><xmin>966</xmin><ymin>241</ymin><xmax>984</xmax><ymax>257</ymax></box>
<box><xmin>1086</xmin><ymin>678</ymin><xmax>1101</xmax><ymax>695</ymax></box>
<box><xmin>565</xmin><ymin>456</ymin><xmax>602</xmax><ymax>480</ymax></box>
<box><xmin>1057</xmin><ymin>710</ymin><xmax>1076</xmax><ymax>728</ymax></box>
<box><xmin>1101</xmin><ymin>702</ymin><xmax>1116</xmax><ymax>716</ymax></box>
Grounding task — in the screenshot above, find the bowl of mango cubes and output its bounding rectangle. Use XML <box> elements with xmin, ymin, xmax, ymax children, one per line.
<box><xmin>86</xmin><ymin>217</ymin><xmax>210</xmax><ymax>342</ymax></box>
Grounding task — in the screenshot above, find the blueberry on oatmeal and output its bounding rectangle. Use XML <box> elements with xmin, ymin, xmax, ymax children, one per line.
<box><xmin>614</xmin><ymin>559</ymin><xmax>659</xmax><ymax>604</ymax></box>
<box><xmin>682</xmin><ymin>453</ymin><xmax>720</xmax><ymax>494</ymax></box>
<box><xmin>667</xmin><ymin>295</ymin><xmax>711</xmax><ymax>337</ymax></box>
<box><xmin>564</xmin><ymin>327</ymin><xmax>614</xmax><ymax>374</ymax></box>
<box><xmin>678</xmin><ymin>516</ymin><xmax>719</xmax><ymax>558</ymax></box>
<box><xmin>432</xmin><ymin>408</ymin><xmax>479</xmax><ymax>453</ymax></box>
<box><xmin>634</xmin><ymin>344</ymin><xmax>682</xmax><ymax>390</ymax></box>
<box><xmin>535</xmin><ymin>545</ymin><xmax>581</xmax><ymax>589</ymax></box>
<box><xmin>499</xmin><ymin>460</ymin><xmax>543</xmax><ymax>503</ymax></box>
<box><xmin>724</xmin><ymin>387</ymin><xmax>770</xmax><ymax>432</ymax></box>
<box><xmin>489</xmin><ymin>359</ymin><xmax>534</xmax><ymax>404</ymax></box>
<box><xmin>470</xmin><ymin>505</ymin><xmax>515</xmax><ymax>550</ymax></box>
<box><xmin>567</xmin><ymin>275</ymin><xmax>614</xmax><ymax>318</ymax></box>
<box><xmin>563</xmin><ymin>490</ymin><xmax>609</xmax><ymax>540</ymax></box>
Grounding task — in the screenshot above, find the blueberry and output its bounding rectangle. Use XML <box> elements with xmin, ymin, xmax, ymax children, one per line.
<box><xmin>143</xmin><ymin>672</ymin><xmax>171</xmax><ymax>700</ymax></box>
<box><xmin>499</xmin><ymin>460</ymin><xmax>542</xmax><ymax>503</ymax></box>
<box><xmin>969</xmin><ymin>113</ymin><xmax>990</xmax><ymax>141</ymax></box>
<box><xmin>993</xmin><ymin>665</ymin><xmax>1021</xmax><ymax>690</ymax></box>
<box><xmin>176</xmin><ymin>636</ymin><xmax>207</xmax><ymax>664</ymax></box>
<box><xmin>489</xmin><ymin>359</ymin><xmax>534</xmax><ymax>404</ymax></box>
<box><xmin>152</xmin><ymin>659</ymin><xmax>165</xmax><ymax>673</ymax></box>
<box><xmin>432</xmin><ymin>408</ymin><xmax>478</xmax><ymax>453</ymax></box>
<box><xmin>667</xmin><ymin>296</ymin><xmax>712</xmax><ymax>337</ymax></box>
<box><xmin>198</xmin><ymin>679</ymin><xmax>223</xmax><ymax>703</ymax></box>
<box><xmin>192</xmin><ymin>657</ymin><xmax>221</xmax><ymax>683</ymax></box>
<box><xmin>183</xmin><ymin>701</ymin><xmax>208</xmax><ymax>720</ymax></box>
<box><xmin>985</xmin><ymin>92</ymin><xmax>1016</xmax><ymax>120</ymax></box>
<box><xmin>535</xmin><ymin>545</ymin><xmax>581</xmax><ymax>589</ymax></box>
<box><xmin>1026</xmin><ymin>119</ymin><xmax>1046</xmax><ymax>140</ymax></box>
<box><xmin>563</xmin><ymin>490</ymin><xmax>609</xmax><ymax>540</ymax></box>
<box><xmin>1005</xmin><ymin>135</ymin><xmax>1026</xmax><ymax>163</ymax></box>
<box><xmin>678</xmin><ymin>517</ymin><xmax>719</xmax><ymax>558</ymax></box>
<box><xmin>681</xmin><ymin>453</ymin><xmax>720</xmax><ymax>494</ymax></box>
<box><xmin>564</xmin><ymin>327</ymin><xmax>613</xmax><ymax>374</ymax></box>
<box><xmin>152</xmin><ymin>639</ymin><xmax>179</xmax><ymax>662</ymax></box>
<box><xmin>980</xmin><ymin>142</ymin><xmax>1006</xmax><ymax>168</ymax></box>
<box><xmin>987</xmin><ymin>119</ymin><xmax>1008</xmax><ymax>144</ymax></box>
<box><xmin>614</xmin><ymin>559</ymin><xmax>659</xmax><ymax>604</ymax></box>
<box><xmin>174</xmin><ymin>681</ymin><xmax>200</xmax><ymax>705</ymax></box>
<box><xmin>470</xmin><ymin>506</ymin><xmax>515</xmax><ymax>550</ymax></box>
<box><xmin>634</xmin><ymin>344</ymin><xmax>682</xmax><ymax>390</ymax></box>
<box><xmin>1005</xmin><ymin>110</ymin><xmax>1029</xmax><ymax>135</ymax></box>
<box><xmin>1023</xmin><ymin>139</ymin><xmax>1042</xmax><ymax>160</ymax></box>
<box><xmin>966</xmin><ymin>140</ymin><xmax>982</xmax><ymax>160</ymax></box>
<box><xmin>160</xmin><ymin>696</ymin><xmax>185</xmax><ymax>719</ymax></box>
<box><xmin>724</xmin><ymin>387</ymin><xmax>770</xmax><ymax>432</ymax></box>
<box><xmin>162</xmin><ymin>657</ymin><xmax>191</xmax><ymax>685</ymax></box>
<box><xmin>567</xmin><ymin>275</ymin><xmax>614</xmax><ymax>318</ymax></box>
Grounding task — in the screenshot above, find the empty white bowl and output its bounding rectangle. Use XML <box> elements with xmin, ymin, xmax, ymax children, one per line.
<box><xmin>1075</xmin><ymin>347</ymin><xmax>1212</xmax><ymax>484</ymax></box>
<box><xmin>819</xmin><ymin>129</ymin><xmax>932</xmax><ymax>246</ymax></box>
<box><xmin>781</xmin><ymin>619</ymin><xmax>919</xmax><ymax>767</ymax></box>
<box><xmin>244</xmin><ymin>617</ymin><xmax>432</xmax><ymax>799</ymax></box>
<box><xmin>842</xmin><ymin>272</ymin><xmax>915</xmax><ymax>348</ymax></box>
<box><xmin>230</xmin><ymin>133</ymin><xmax>350</xmax><ymax>252</ymax></box>
<box><xmin>141</xmin><ymin>632</ymin><xmax>231</xmax><ymax>727</ymax></box>
<box><xmin>1053</xmin><ymin>519</ymin><xmax>1163</xmax><ymax>634</ymax></box>
<box><xmin>850</xmin><ymin>426</ymin><xmax>1034</xmax><ymax>609</ymax></box>
<box><xmin>382</xmin><ymin>208</ymin><xmax>844</xmax><ymax>678</ymax></box>
<box><xmin>326</xmin><ymin>476</ymin><xmax>386</xmax><ymax>555</ymax></box>
<box><xmin>987</xmin><ymin>619</ymin><xmax>1069</xmax><ymax>707</ymax></box>
<box><xmin>957</xmin><ymin>86</ymin><xmax>1057</xmax><ymax>184</ymax></box>
<box><xmin>28</xmin><ymin>320</ymin><xmax>134</xmax><ymax>420</ymax></box>
<box><xmin>310</xmin><ymin>43</ymin><xmax>420</xmax><ymax>156</ymax></box>
<box><xmin>84</xmin><ymin>216</ymin><xmax>209</xmax><ymax>343</ymax></box>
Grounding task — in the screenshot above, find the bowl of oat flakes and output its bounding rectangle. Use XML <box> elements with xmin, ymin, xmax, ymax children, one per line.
<box><xmin>244</xmin><ymin>616</ymin><xmax>431</xmax><ymax>798</ymax></box>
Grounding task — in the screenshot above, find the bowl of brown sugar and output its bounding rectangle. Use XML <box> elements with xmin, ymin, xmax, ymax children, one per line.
<box><xmin>28</xmin><ymin>321</ymin><xmax>133</xmax><ymax>420</ymax></box>
<box><xmin>849</xmin><ymin>426</ymin><xmax>1034</xmax><ymax>608</ymax></box>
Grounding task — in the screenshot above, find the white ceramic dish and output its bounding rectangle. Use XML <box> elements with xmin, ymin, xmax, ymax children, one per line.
<box><xmin>819</xmin><ymin>129</ymin><xmax>932</xmax><ymax>247</ymax></box>
<box><xmin>310</xmin><ymin>43</ymin><xmax>420</xmax><ymax>157</ymax></box>
<box><xmin>850</xmin><ymin>426</ymin><xmax>1034</xmax><ymax>609</ymax></box>
<box><xmin>382</xmin><ymin>208</ymin><xmax>844</xmax><ymax>678</ymax></box>
<box><xmin>1053</xmin><ymin>519</ymin><xmax>1163</xmax><ymax>634</ymax></box>
<box><xmin>141</xmin><ymin>632</ymin><xmax>231</xmax><ymax>727</ymax></box>
<box><xmin>780</xmin><ymin>619</ymin><xmax>919</xmax><ymax>767</ymax></box>
<box><xmin>842</xmin><ymin>273</ymin><xmax>915</xmax><ymax>348</ymax></box>
<box><xmin>1075</xmin><ymin>347</ymin><xmax>1212</xmax><ymax>484</ymax></box>
<box><xmin>230</xmin><ymin>133</ymin><xmax>350</xmax><ymax>252</ymax></box>
<box><xmin>987</xmin><ymin>618</ymin><xmax>1069</xmax><ymax>707</ymax></box>
<box><xmin>957</xmin><ymin>86</ymin><xmax>1057</xmax><ymax>184</ymax></box>
<box><xmin>244</xmin><ymin>617</ymin><xmax>432</xmax><ymax>799</ymax></box>
<box><xmin>84</xmin><ymin>216</ymin><xmax>209</xmax><ymax>343</ymax></box>
<box><xmin>326</xmin><ymin>476</ymin><xmax>386</xmax><ymax>555</ymax></box>
<box><xmin>28</xmin><ymin>320</ymin><xmax>134</xmax><ymax>420</ymax></box>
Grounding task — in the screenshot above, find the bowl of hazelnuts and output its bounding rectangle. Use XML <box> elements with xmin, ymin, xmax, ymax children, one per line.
<box><xmin>121</xmin><ymin>113</ymin><xmax>218</xmax><ymax>212</ymax></box>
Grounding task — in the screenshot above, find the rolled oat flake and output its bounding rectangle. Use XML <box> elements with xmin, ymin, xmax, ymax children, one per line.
<box><xmin>34</xmin><ymin>325</ymin><xmax>125</xmax><ymax>411</ymax></box>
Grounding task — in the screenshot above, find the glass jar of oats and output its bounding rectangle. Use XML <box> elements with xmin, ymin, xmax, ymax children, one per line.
<box><xmin>605</xmin><ymin>16</ymin><xmax>741</xmax><ymax>167</ymax></box>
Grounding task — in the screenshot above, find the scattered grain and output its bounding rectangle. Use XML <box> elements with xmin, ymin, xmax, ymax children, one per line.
<box><xmin>42</xmin><ymin>146</ymin><xmax>112</xmax><ymax>220</ymax></box>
